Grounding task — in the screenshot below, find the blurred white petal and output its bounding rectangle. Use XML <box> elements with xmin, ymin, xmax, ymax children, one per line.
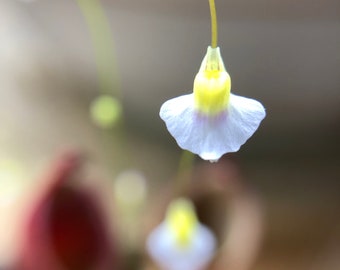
<box><xmin>147</xmin><ymin>222</ymin><xmax>216</xmax><ymax>270</ymax></box>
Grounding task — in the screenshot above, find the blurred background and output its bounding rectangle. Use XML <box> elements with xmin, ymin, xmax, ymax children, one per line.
<box><xmin>0</xmin><ymin>0</ymin><xmax>339</xmax><ymax>269</ymax></box>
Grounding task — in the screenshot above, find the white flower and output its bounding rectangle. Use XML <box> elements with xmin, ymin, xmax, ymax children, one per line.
<box><xmin>147</xmin><ymin>198</ymin><xmax>216</xmax><ymax>270</ymax></box>
<box><xmin>160</xmin><ymin>46</ymin><xmax>266</xmax><ymax>162</ymax></box>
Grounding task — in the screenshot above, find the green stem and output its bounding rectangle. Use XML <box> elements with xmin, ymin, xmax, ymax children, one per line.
<box><xmin>209</xmin><ymin>0</ymin><xmax>218</xmax><ymax>48</ymax></box>
<box><xmin>174</xmin><ymin>151</ymin><xmax>195</xmax><ymax>196</ymax></box>
<box><xmin>76</xmin><ymin>0</ymin><xmax>129</xmax><ymax>170</ymax></box>
<box><xmin>76</xmin><ymin>0</ymin><xmax>120</xmax><ymax>98</ymax></box>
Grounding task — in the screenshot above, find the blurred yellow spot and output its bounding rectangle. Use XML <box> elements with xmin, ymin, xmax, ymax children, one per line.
<box><xmin>90</xmin><ymin>95</ymin><xmax>122</xmax><ymax>128</ymax></box>
<box><xmin>166</xmin><ymin>198</ymin><xmax>198</xmax><ymax>248</ymax></box>
<box><xmin>194</xmin><ymin>46</ymin><xmax>231</xmax><ymax>115</ymax></box>
<box><xmin>0</xmin><ymin>159</ymin><xmax>25</xmax><ymax>207</ymax></box>
<box><xmin>114</xmin><ymin>170</ymin><xmax>147</xmax><ymax>207</ymax></box>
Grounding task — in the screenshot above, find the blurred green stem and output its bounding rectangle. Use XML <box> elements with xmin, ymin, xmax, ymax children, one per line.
<box><xmin>174</xmin><ymin>151</ymin><xmax>195</xmax><ymax>196</ymax></box>
<box><xmin>76</xmin><ymin>0</ymin><xmax>120</xmax><ymax>98</ymax></box>
<box><xmin>76</xmin><ymin>0</ymin><xmax>130</xmax><ymax>170</ymax></box>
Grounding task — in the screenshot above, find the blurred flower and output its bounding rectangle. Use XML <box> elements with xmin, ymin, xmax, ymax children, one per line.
<box><xmin>147</xmin><ymin>198</ymin><xmax>216</xmax><ymax>270</ymax></box>
<box><xmin>113</xmin><ymin>169</ymin><xmax>148</xmax><ymax>250</ymax></box>
<box><xmin>160</xmin><ymin>46</ymin><xmax>265</xmax><ymax>162</ymax></box>
<box><xmin>114</xmin><ymin>169</ymin><xmax>148</xmax><ymax>208</ymax></box>
<box><xmin>15</xmin><ymin>152</ymin><xmax>118</xmax><ymax>270</ymax></box>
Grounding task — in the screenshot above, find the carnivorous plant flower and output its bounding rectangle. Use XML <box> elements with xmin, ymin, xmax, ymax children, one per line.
<box><xmin>160</xmin><ymin>0</ymin><xmax>265</xmax><ymax>162</ymax></box>
<box><xmin>147</xmin><ymin>198</ymin><xmax>216</xmax><ymax>270</ymax></box>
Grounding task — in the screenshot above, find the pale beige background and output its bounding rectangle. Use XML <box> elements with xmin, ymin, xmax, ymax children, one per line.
<box><xmin>0</xmin><ymin>0</ymin><xmax>339</xmax><ymax>269</ymax></box>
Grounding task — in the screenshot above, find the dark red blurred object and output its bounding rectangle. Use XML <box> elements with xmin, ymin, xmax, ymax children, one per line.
<box><xmin>15</xmin><ymin>152</ymin><xmax>118</xmax><ymax>270</ymax></box>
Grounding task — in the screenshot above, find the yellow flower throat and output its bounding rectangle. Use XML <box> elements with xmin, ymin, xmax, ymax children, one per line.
<box><xmin>193</xmin><ymin>46</ymin><xmax>231</xmax><ymax>116</ymax></box>
<box><xmin>166</xmin><ymin>198</ymin><xmax>198</xmax><ymax>248</ymax></box>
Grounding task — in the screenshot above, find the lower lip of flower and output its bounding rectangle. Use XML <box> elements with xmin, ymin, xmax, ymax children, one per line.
<box><xmin>193</xmin><ymin>70</ymin><xmax>231</xmax><ymax>116</ymax></box>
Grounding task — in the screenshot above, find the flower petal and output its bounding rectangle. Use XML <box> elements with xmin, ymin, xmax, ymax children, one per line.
<box><xmin>147</xmin><ymin>222</ymin><xmax>216</xmax><ymax>270</ymax></box>
<box><xmin>159</xmin><ymin>93</ymin><xmax>265</xmax><ymax>161</ymax></box>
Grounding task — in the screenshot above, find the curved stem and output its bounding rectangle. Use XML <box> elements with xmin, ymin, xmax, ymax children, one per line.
<box><xmin>174</xmin><ymin>151</ymin><xmax>195</xmax><ymax>196</ymax></box>
<box><xmin>209</xmin><ymin>0</ymin><xmax>218</xmax><ymax>48</ymax></box>
<box><xmin>76</xmin><ymin>0</ymin><xmax>120</xmax><ymax>98</ymax></box>
<box><xmin>76</xmin><ymin>0</ymin><xmax>130</xmax><ymax>169</ymax></box>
